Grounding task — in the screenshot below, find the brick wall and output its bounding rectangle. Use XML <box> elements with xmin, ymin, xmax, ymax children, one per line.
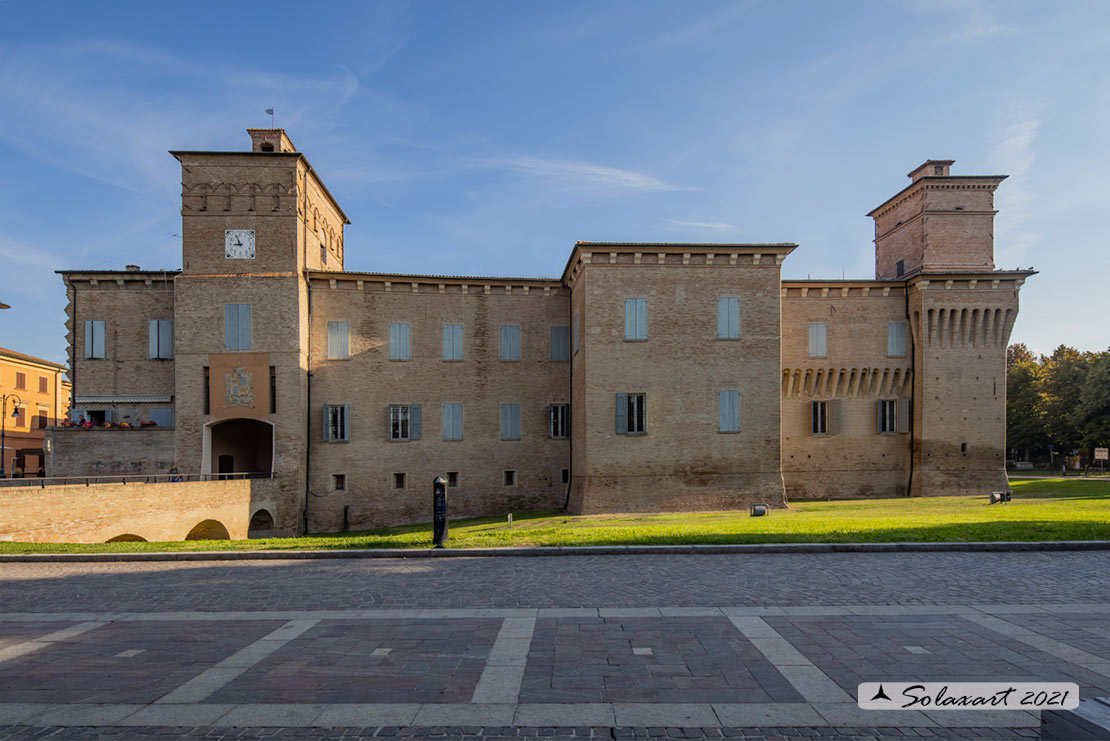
<box><xmin>0</xmin><ymin>477</ymin><xmax>271</xmax><ymax>543</ymax></box>
<box><xmin>567</xmin><ymin>246</ymin><xmax>790</xmax><ymax>514</ymax></box>
<box><xmin>780</xmin><ymin>284</ymin><xmax>912</xmax><ymax>499</ymax></box>
<box><xmin>909</xmin><ymin>278</ymin><xmax>1021</xmax><ymax>497</ymax></box>
<box><xmin>46</xmin><ymin>427</ymin><xmax>176</xmax><ymax>476</ymax></box>
<box><xmin>63</xmin><ymin>272</ymin><xmax>176</xmax><ymax>410</ymax></box>
<box><xmin>305</xmin><ymin>274</ymin><xmax>571</xmax><ymax>531</ymax></box>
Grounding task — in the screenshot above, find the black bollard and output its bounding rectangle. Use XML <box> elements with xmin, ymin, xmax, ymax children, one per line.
<box><xmin>432</xmin><ymin>476</ymin><xmax>448</xmax><ymax>548</ymax></box>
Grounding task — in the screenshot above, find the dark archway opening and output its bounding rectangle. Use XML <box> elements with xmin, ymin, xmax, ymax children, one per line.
<box><xmin>248</xmin><ymin>508</ymin><xmax>275</xmax><ymax>538</ymax></box>
<box><xmin>210</xmin><ymin>418</ymin><xmax>273</xmax><ymax>476</ymax></box>
<box><xmin>185</xmin><ymin>520</ymin><xmax>231</xmax><ymax>541</ymax></box>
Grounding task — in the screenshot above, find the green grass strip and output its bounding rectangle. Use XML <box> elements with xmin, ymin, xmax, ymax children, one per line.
<box><xmin>2</xmin><ymin>478</ymin><xmax>1107</xmax><ymax>554</ymax></box>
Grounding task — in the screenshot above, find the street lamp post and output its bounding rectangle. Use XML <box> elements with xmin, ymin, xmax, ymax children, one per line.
<box><xmin>0</xmin><ymin>393</ymin><xmax>22</xmax><ymax>478</ymax></box>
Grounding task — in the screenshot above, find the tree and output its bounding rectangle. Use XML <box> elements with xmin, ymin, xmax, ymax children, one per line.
<box><xmin>1006</xmin><ymin>352</ymin><xmax>1044</xmax><ymax>460</ymax></box>
<box><xmin>1007</xmin><ymin>343</ymin><xmax>1036</xmax><ymax>368</ymax></box>
<box><xmin>1074</xmin><ymin>350</ymin><xmax>1110</xmax><ymax>455</ymax></box>
<box><xmin>1039</xmin><ymin>345</ymin><xmax>1091</xmax><ymax>453</ymax></box>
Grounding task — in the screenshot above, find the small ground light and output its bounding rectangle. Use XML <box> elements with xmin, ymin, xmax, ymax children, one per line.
<box><xmin>750</xmin><ymin>503</ymin><xmax>768</xmax><ymax>517</ymax></box>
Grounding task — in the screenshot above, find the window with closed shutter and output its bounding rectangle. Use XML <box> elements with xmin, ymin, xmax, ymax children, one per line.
<box><xmin>808</xmin><ymin>323</ymin><xmax>827</xmax><ymax>357</ymax></box>
<box><xmin>500</xmin><ymin>325</ymin><xmax>520</xmax><ymax>361</ymax></box>
<box><xmin>887</xmin><ymin>322</ymin><xmax>906</xmax><ymax>357</ymax></box>
<box><xmin>718</xmin><ymin>390</ymin><xmax>740</xmax><ymax>432</ymax></box>
<box><xmin>717</xmin><ymin>298</ymin><xmax>740</xmax><ymax>339</ymax></box>
<box><xmin>624</xmin><ymin>298</ymin><xmax>647</xmax><ymax>340</ymax></box>
<box><xmin>225</xmin><ymin>305</ymin><xmax>251</xmax><ymax>351</ymax></box>
<box><xmin>389</xmin><ymin>323</ymin><xmax>411</xmax><ymax>360</ymax></box>
<box><xmin>442</xmin><ymin>403</ymin><xmax>463</xmax><ymax>440</ymax></box>
<box><xmin>501</xmin><ymin>403</ymin><xmax>521</xmax><ymax>440</ymax></box>
<box><xmin>550</xmin><ymin>326</ymin><xmax>570</xmax><ymax>361</ymax></box>
<box><xmin>443</xmin><ymin>324</ymin><xmax>463</xmax><ymax>361</ymax></box>
<box><xmin>327</xmin><ymin>321</ymin><xmax>350</xmax><ymax>359</ymax></box>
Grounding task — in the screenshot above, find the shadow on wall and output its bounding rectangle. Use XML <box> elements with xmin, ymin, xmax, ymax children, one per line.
<box><xmin>106</xmin><ymin>533</ymin><xmax>147</xmax><ymax>543</ymax></box>
<box><xmin>184</xmin><ymin>519</ymin><xmax>231</xmax><ymax>541</ymax></box>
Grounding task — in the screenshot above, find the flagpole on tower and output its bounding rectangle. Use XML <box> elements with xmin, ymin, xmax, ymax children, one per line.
<box><xmin>265</xmin><ymin>108</ymin><xmax>274</xmax><ymax>127</ymax></box>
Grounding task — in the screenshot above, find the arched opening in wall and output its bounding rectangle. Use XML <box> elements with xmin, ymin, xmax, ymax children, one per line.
<box><xmin>106</xmin><ymin>534</ymin><xmax>147</xmax><ymax>543</ymax></box>
<box><xmin>206</xmin><ymin>418</ymin><xmax>274</xmax><ymax>477</ymax></box>
<box><xmin>185</xmin><ymin>520</ymin><xmax>231</xmax><ymax>541</ymax></box>
<box><xmin>248</xmin><ymin>508</ymin><xmax>275</xmax><ymax>538</ymax></box>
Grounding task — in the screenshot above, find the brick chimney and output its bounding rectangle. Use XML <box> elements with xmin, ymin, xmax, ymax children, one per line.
<box><xmin>907</xmin><ymin>160</ymin><xmax>954</xmax><ymax>182</ymax></box>
<box><xmin>247</xmin><ymin>128</ymin><xmax>296</xmax><ymax>153</ymax></box>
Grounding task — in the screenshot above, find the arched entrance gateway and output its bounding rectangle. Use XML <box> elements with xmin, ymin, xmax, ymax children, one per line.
<box><xmin>203</xmin><ymin>418</ymin><xmax>274</xmax><ymax>476</ymax></box>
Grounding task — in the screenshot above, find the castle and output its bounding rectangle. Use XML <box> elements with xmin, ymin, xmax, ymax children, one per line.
<box><xmin>51</xmin><ymin>130</ymin><xmax>1032</xmax><ymax>535</ymax></box>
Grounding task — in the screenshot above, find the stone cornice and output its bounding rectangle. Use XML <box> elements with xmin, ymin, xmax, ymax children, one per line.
<box><xmin>867</xmin><ymin>176</ymin><xmax>1007</xmax><ymax>220</ymax></box>
<box><xmin>561</xmin><ymin>242</ymin><xmax>797</xmax><ymax>287</ymax></box>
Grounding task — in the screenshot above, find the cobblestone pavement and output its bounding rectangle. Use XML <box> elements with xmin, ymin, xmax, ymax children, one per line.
<box><xmin>2</xmin><ymin>552</ymin><xmax>1110</xmax><ymax>612</ymax></box>
<box><xmin>0</xmin><ymin>553</ymin><xmax>1106</xmax><ymax>739</ymax></box>
<box><xmin>0</xmin><ymin>723</ymin><xmax>1043</xmax><ymax>739</ymax></box>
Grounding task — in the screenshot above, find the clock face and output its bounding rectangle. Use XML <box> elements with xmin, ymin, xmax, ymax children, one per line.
<box><xmin>225</xmin><ymin>230</ymin><xmax>256</xmax><ymax>259</ymax></box>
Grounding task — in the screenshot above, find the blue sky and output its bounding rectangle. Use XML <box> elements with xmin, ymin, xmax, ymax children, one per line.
<box><xmin>1</xmin><ymin>0</ymin><xmax>1107</xmax><ymax>365</ymax></box>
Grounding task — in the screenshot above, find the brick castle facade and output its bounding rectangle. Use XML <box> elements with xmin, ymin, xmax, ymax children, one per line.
<box><xmin>52</xmin><ymin>131</ymin><xmax>1032</xmax><ymax>535</ymax></box>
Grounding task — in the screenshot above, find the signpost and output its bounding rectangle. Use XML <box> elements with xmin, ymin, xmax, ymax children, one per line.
<box><xmin>1096</xmin><ymin>448</ymin><xmax>1108</xmax><ymax>475</ymax></box>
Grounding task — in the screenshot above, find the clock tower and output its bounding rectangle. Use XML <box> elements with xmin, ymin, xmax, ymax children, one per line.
<box><xmin>169</xmin><ymin>129</ymin><xmax>349</xmax><ymax>533</ymax></box>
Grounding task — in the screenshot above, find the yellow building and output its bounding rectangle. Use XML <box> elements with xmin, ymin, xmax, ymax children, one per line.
<box><xmin>0</xmin><ymin>347</ymin><xmax>69</xmax><ymax>477</ymax></box>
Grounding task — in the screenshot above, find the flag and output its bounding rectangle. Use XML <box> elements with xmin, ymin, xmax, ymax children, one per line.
<box><xmin>264</xmin><ymin>108</ymin><xmax>274</xmax><ymax>115</ymax></box>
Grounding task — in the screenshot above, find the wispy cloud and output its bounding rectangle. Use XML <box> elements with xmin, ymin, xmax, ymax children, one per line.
<box><xmin>0</xmin><ymin>41</ymin><xmax>360</xmax><ymax>192</ymax></box>
<box><xmin>989</xmin><ymin>104</ymin><xmax>1041</xmax><ymax>266</ymax></box>
<box><xmin>910</xmin><ymin>0</ymin><xmax>1017</xmax><ymax>43</ymax></box>
<box><xmin>473</xmin><ymin>155</ymin><xmax>681</xmax><ymax>194</ymax></box>
<box><xmin>641</xmin><ymin>3</ymin><xmax>756</xmax><ymax>50</ymax></box>
<box><xmin>667</xmin><ymin>219</ymin><xmax>735</xmax><ymax>231</ymax></box>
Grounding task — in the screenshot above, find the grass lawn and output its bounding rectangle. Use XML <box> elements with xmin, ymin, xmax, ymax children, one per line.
<box><xmin>2</xmin><ymin>478</ymin><xmax>1108</xmax><ymax>554</ymax></box>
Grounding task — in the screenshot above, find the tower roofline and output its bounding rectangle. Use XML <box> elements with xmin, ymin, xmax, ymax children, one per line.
<box><xmin>169</xmin><ymin>150</ymin><xmax>351</xmax><ymax>225</ymax></box>
<box><xmin>867</xmin><ymin>174</ymin><xmax>1006</xmax><ymax>219</ymax></box>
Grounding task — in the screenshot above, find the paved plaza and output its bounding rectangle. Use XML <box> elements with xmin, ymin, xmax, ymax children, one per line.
<box><xmin>0</xmin><ymin>552</ymin><xmax>1108</xmax><ymax>739</ymax></box>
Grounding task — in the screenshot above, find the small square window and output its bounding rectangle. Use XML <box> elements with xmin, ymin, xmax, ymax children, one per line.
<box><xmin>393</xmin><ymin>472</ymin><xmax>406</xmax><ymax>489</ymax></box>
<box><xmin>15</xmin><ymin>373</ymin><xmax>26</xmax><ymax>390</ymax></box>
<box><xmin>561</xmin><ymin>468</ymin><xmax>569</xmax><ymax>484</ymax></box>
<box><xmin>38</xmin><ymin>377</ymin><xmax>49</xmax><ymax>394</ymax></box>
<box><xmin>896</xmin><ymin>259</ymin><xmax>905</xmax><ymax>277</ymax></box>
<box><xmin>447</xmin><ymin>471</ymin><xmax>459</xmax><ymax>488</ymax></box>
<box><xmin>503</xmin><ymin>470</ymin><xmax>516</xmax><ymax>487</ymax></box>
<box><xmin>332</xmin><ymin>474</ymin><xmax>346</xmax><ymax>491</ymax></box>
